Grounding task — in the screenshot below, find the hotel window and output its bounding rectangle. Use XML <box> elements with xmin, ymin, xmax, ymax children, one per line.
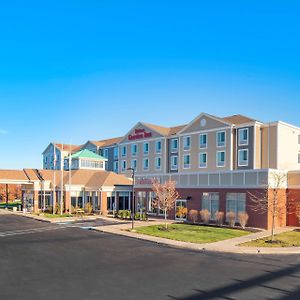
<box><xmin>298</xmin><ymin>135</ymin><xmax>300</xmax><ymax>144</ymax></box>
<box><xmin>226</xmin><ymin>193</ymin><xmax>246</xmax><ymax>222</ymax></box>
<box><xmin>171</xmin><ymin>138</ymin><xmax>178</xmax><ymax>152</ymax></box>
<box><xmin>131</xmin><ymin>144</ymin><xmax>137</xmax><ymax>156</ymax></box>
<box><xmin>298</xmin><ymin>153</ymin><xmax>300</xmax><ymax>164</ymax></box>
<box><xmin>143</xmin><ymin>142</ymin><xmax>149</xmax><ymax>155</ymax></box>
<box><xmin>143</xmin><ymin>158</ymin><xmax>149</xmax><ymax>170</ymax></box>
<box><xmin>103</xmin><ymin>148</ymin><xmax>108</xmax><ymax>158</ymax></box>
<box><xmin>171</xmin><ymin>156</ymin><xmax>178</xmax><ymax>170</ymax></box>
<box><xmin>217</xmin><ymin>151</ymin><xmax>225</xmax><ymax>167</ymax></box>
<box><xmin>121</xmin><ymin>146</ymin><xmax>127</xmax><ymax>157</ymax></box>
<box><xmin>199</xmin><ymin>152</ymin><xmax>207</xmax><ymax>168</ymax></box>
<box><xmin>113</xmin><ymin>161</ymin><xmax>119</xmax><ymax>173</ymax></box>
<box><xmin>113</xmin><ymin>147</ymin><xmax>119</xmax><ymax>159</ymax></box>
<box><xmin>131</xmin><ymin>159</ymin><xmax>137</xmax><ymax>171</ymax></box>
<box><xmin>199</xmin><ymin>133</ymin><xmax>207</xmax><ymax>149</ymax></box>
<box><xmin>155</xmin><ymin>157</ymin><xmax>162</xmax><ymax>170</ymax></box>
<box><xmin>137</xmin><ymin>191</ymin><xmax>147</xmax><ymax>211</ymax></box>
<box><xmin>202</xmin><ymin>192</ymin><xmax>219</xmax><ymax>220</ymax></box>
<box><xmin>217</xmin><ymin>131</ymin><xmax>226</xmax><ymax>147</ymax></box>
<box><xmin>155</xmin><ymin>140</ymin><xmax>162</xmax><ymax>154</ymax></box>
<box><xmin>183</xmin><ymin>136</ymin><xmax>191</xmax><ymax>151</ymax></box>
<box><xmin>148</xmin><ymin>192</ymin><xmax>157</xmax><ymax>214</ymax></box>
<box><xmin>121</xmin><ymin>160</ymin><xmax>127</xmax><ymax>172</ymax></box>
<box><xmin>239</xmin><ymin>128</ymin><xmax>249</xmax><ymax>146</ymax></box>
<box><xmin>238</xmin><ymin>149</ymin><xmax>249</xmax><ymax>166</ymax></box>
<box><xmin>183</xmin><ymin>154</ymin><xmax>190</xmax><ymax>169</ymax></box>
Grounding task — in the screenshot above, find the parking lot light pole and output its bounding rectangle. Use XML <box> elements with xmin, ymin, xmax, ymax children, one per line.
<box><xmin>127</xmin><ymin>168</ymin><xmax>135</xmax><ymax>229</ymax></box>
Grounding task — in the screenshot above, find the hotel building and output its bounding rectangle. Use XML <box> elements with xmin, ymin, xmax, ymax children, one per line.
<box><xmin>41</xmin><ymin>112</ymin><xmax>300</xmax><ymax>229</ymax></box>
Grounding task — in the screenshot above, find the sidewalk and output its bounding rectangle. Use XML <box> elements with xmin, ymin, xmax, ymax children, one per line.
<box><xmin>1</xmin><ymin>210</ymin><xmax>108</xmax><ymax>224</ymax></box>
<box><xmin>94</xmin><ymin>221</ymin><xmax>300</xmax><ymax>255</ymax></box>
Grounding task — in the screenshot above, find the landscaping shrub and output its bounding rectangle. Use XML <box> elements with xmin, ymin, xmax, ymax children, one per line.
<box><xmin>199</xmin><ymin>209</ymin><xmax>211</xmax><ymax>224</ymax></box>
<box><xmin>188</xmin><ymin>209</ymin><xmax>198</xmax><ymax>223</ymax></box>
<box><xmin>238</xmin><ymin>212</ymin><xmax>249</xmax><ymax>229</ymax></box>
<box><xmin>176</xmin><ymin>207</ymin><xmax>188</xmax><ymax>219</ymax></box>
<box><xmin>134</xmin><ymin>212</ymin><xmax>140</xmax><ymax>220</ymax></box>
<box><xmin>84</xmin><ymin>203</ymin><xmax>93</xmax><ymax>214</ymax></box>
<box><xmin>125</xmin><ymin>210</ymin><xmax>131</xmax><ymax>219</ymax></box>
<box><xmin>215</xmin><ymin>211</ymin><xmax>224</xmax><ymax>226</ymax></box>
<box><xmin>45</xmin><ymin>206</ymin><xmax>53</xmax><ymax>213</ymax></box>
<box><xmin>54</xmin><ymin>203</ymin><xmax>64</xmax><ymax>214</ymax></box>
<box><xmin>227</xmin><ymin>211</ymin><xmax>236</xmax><ymax>227</ymax></box>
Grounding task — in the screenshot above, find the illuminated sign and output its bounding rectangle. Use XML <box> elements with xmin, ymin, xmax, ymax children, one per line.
<box><xmin>128</xmin><ymin>128</ymin><xmax>152</xmax><ymax>141</ymax></box>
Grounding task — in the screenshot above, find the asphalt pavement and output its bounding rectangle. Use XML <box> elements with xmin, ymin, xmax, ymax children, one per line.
<box><xmin>0</xmin><ymin>214</ymin><xmax>299</xmax><ymax>300</ymax></box>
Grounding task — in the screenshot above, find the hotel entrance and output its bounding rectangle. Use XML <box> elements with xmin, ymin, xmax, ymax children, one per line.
<box><xmin>118</xmin><ymin>192</ymin><xmax>130</xmax><ymax>210</ymax></box>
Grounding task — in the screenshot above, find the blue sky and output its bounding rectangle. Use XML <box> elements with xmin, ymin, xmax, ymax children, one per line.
<box><xmin>0</xmin><ymin>0</ymin><xmax>299</xmax><ymax>169</ymax></box>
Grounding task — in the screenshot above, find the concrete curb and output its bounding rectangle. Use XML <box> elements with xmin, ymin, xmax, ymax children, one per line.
<box><xmin>94</xmin><ymin>225</ymin><xmax>300</xmax><ymax>255</ymax></box>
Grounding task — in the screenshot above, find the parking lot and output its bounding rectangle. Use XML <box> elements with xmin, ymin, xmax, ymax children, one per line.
<box><xmin>0</xmin><ymin>214</ymin><xmax>300</xmax><ymax>300</ymax></box>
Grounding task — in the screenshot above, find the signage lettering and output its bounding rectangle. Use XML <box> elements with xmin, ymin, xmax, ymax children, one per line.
<box><xmin>128</xmin><ymin>128</ymin><xmax>153</xmax><ymax>140</ymax></box>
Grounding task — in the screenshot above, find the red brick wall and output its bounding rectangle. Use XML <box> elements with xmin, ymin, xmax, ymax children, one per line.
<box><xmin>135</xmin><ymin>187</ymin><xmax>271</xmax><ymax>229</ymax></box>
<box><xmin>287</xmin><ymin>189</ymin><xmax>300</xmax><ymax>227</ymax></box>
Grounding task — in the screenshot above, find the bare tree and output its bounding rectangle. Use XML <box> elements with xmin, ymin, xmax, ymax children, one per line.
<box><xmin>152</xmin><ymin>179</ymin><xmax>179</xmax><ymax>230</ymax></box>
<box><xmin>248</xmin><ymin>171</ymin><xmax>288</xmax><ymax>242</ymax></box>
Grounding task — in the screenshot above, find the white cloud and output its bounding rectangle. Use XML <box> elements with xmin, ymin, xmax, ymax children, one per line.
<box><xmin>0</xmin><ymin>129</ymin><xmax>8</xmax><ymax>135</ymax></box>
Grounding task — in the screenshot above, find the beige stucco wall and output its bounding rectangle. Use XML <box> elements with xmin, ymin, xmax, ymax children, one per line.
<box><xmin>261</xmin><ymin>125</ymin><xmax>278</xmax><ymax>169</ymax></box>
<box><xmin>277</xmin><ymin>123</ymin><xmax>300</xmax><ymax>170</ymax></box>
<box><xmin>178</xmin><ymin>128</ymin><xmax>233</xmax><ymax>172</ymax></box>
<box><xmin>119</xmin><ymin>123</ymin><xmax>166</xmax><ymax>175</ymax></box>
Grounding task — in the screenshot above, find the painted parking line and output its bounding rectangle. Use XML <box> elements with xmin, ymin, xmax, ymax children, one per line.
<box><xmin>0</xmin><ymin>225</ymin><xmax>71</xmax><ymax>238</ymax></box>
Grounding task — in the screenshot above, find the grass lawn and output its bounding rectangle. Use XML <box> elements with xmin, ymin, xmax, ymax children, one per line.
<box><xmin>134</xmin><ymin>224</ymin><xmax>250</xmax><ymax>244</ymax></box>
<box><xmin>241</xmin><ymin>230</ymin><xmax>300</xmax><ymax>248</ymax></box>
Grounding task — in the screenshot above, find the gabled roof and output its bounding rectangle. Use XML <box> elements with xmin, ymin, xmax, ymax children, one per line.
<box><xmin>70</xmin><ymin>149</ymin><xmax>107</xmax><ymax>161</ymax></box>
<box><xmin>37</xmin><ymin>169</ymin><xmax>132</xmax><ymax>188</ymax></box>
<box><xmin>42</xmin><ymin>142</ymin><xmax>81</xmax><ymax>155</ymax></box>
<box><xmin>178</xmin><ymin>112</ymin><xmax>233</xmax><ymax>134</ymax></box>
<box><xmin>87</xmin><ymin>137</ymin><xmax>123</xmax><ymax>148</ymax></box>
<box><xmin>222</xmin><ymin>114</ymin><xmax>258</xmax><ymax>125</ymax></box>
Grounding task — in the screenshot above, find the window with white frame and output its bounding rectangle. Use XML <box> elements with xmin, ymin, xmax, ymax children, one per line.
<box><xmin>171</xmin><ymin>156</ymin><xmax>178</xmax><ymax>170</ymax></box>
<box><xmin>121</xmin><ymin>146</ymin><xmax>127</xmax><ymax>157</ymax></box>
<box><xmin>113</xmin><ymin>147</ymin><xmax>119</xmax><ymax>158</ymax></box>
<box><xmin>199</xmin><ymin>152</ymin><xmax>207</xmax><ymax>168</ymax></box>
<box><xmin>217</xmin><ymin>131</ymin><xmax>226</xmax><ymax>147</ymax></box>
<box><xmin>183</xmin><ymin>154</ymin><xmax>190</xmax><ymax>169</ymax></box>
<box><xmin>155</xmin><ymin>157</ymin><xmax>161</xmax><ymax>170</ymax></box>
<box><xmin>199</xmin><ymin>133</ymin><xmax>207</xmax><ymax>149</ymax></box>
<box><xmin>131</xmin><ymin>144</ymin><xmax>137</xmax><ymax>156</ymax></box>
<box><xmin>143</xmin><ymin>142</ymin><xmax>149</xmax><ymax>155</ymax></box>
<box><xmin>103</xmin><ymin>148</ymin><xmax>108</xmax><ymax>158</ymax></box>
<box><xmin>113</xmin><ymin>161</ymin><xmax>119</xmax><ymax>173</ymax></box>
<box><xmin>217</xmin><ymin>151</ymin><xmax>225</xmax><ymax>167</ymax></box>
<box><xmin>143</xmin><ymin>158</ymin><xmax>149</xmax><ymax>170</ymax></box>
<box><xmin>202</xmin><ymin>192</ymin><xmax>219</xmax><ymax>220</ymax></box>
<box><xmin>171</xmin><ymin>138</ymin><xmax>178</xmax><ymax>152</ymax></box>
<box><xmin>155</xmin><ymin>140</ymin><xmax>162</xmax><ymax>154</ymax></box>
<box><xmin>147</xmin><ymin>192</ymin><xmax>157</xmax><ymax>213</ymax></box>
<box><xmin>121</xmin><ymin>160</ymin><xmax>127</xmax><ymax>172</ymax></box>
<box><xmin>131</xmin><ymin>159</ymin><xmax>137</xmax><ymax>171</ymax></box>
<box><xmin>239</xmin><ymin>128</ymin><xmax>249</xmax><ymax>145</ymax></box>
<box><xmin>238</xmin><ymin>149</ymin><xmax>248</xmax><ymax>166</ymax></box>
<box><xmin>226</xmin><ymin>193</ymin><xmax>246</xmax><ymax>222</ymax></box>
<box><xmin>183</xmin><ymin>136</ymin><xmax>191</xmax><ymax>150</ymax></box>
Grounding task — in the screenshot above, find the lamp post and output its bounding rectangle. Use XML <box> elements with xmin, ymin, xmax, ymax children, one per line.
<box><xmin>127</xmin><ymin>167</ymin><xmax>135</xmax><ymax>229</ymax></box>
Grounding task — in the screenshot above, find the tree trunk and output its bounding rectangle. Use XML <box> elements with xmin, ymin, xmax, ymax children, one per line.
<box><xmin>271</xmin><ymin>212</ymin><xmax>275</xmax><ymax>242</ymax></box>
<box><xmin>164</xmin><ymin>209</ymin><xmax>167</xmax><ymax>230</ymax></box>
